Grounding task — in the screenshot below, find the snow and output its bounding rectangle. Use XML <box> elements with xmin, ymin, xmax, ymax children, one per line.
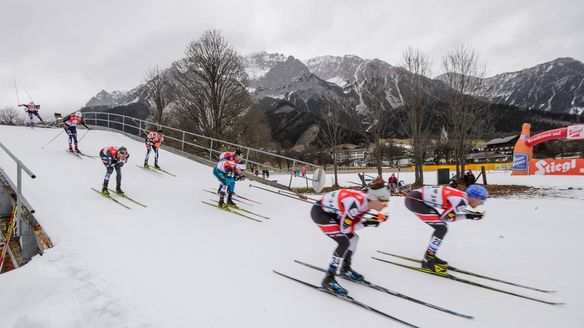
<box><xmin>0</xmin><ymin>125</ymin><xmax>583</xmax><ymax>327</ymax></box>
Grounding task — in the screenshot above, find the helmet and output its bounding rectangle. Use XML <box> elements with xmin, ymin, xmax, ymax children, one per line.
<box><xmin>75</xmin><ymin>111</ymin><xmax>82</xmax><ymax>117</ymax></box>
<box><xmin>118</xmin><ymin>146</ymin><xmax>128</xmax><ymax>157</ymax></box>
<box><xmin>234</xmin><ymin>149</ymin><xmax>243</xmax><ymax>156</ymax></box>
<box><xmin>366</xmin><ymin>183</ymin><xmax>390</xmax><ymax>202</ymax></box>
<box><xmin>466</xmin><ymin>185</ymin><xmax>488</xmax><ymax>200</ymax></box>
<box><xmin>157</xmin><ymin>129</ymin><xmax>163</xmax><ymax>133</ymax></box>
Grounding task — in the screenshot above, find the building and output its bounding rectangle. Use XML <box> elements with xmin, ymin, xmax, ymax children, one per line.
<box><xmin>466</xmin><ymin>135</ymin><xmax>518</xmax><ymax>163</ymax></box>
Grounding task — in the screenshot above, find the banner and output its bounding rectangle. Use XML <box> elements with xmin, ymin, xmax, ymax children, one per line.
<box><xmin>530</xmin><ymin>159</ymin><xmax>584</xmax><ymax>175</ymax></box>
<box><xmin>525</xmin><ymin>128</ymin><xmax>567</xmax><ymax>147</ymax></box>
<box><xmin>567</xmin><ymin>124</ymin><xmax>584</xmax><ymax>141</ymax></box>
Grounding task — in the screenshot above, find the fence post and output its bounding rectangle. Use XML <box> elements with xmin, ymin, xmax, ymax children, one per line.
<box><xmin>246</xmin><ymin>148</ymin><xmax>250</xmax><ymax>164</ymax></box>
<box><xmin>122</xmin><ymin>116</ymin><xmax>125</xmax><ymax>132</ymax></box>
<box><xmin>288</xmin><ymin>160</ymin><xmax>296</xmax><ymax>189</ymax></box>
<box><xmin>181</xmin><ymin>131</ymin><xmax>185</xmax><ymax>151</ymax></box>
<box><xmin>209</xmin><ymin>139</ymin><xmax>214</xmax><ymax>159</ymax></box>
<box><xmin>107</xmin><ymin>114</ymin><xmax>110</xmax><ymax>128</ymax></box>
<box><xmin>139</xmin><ymin>121</ymin><xmax>142</xmax><ymax>136</ymax></box>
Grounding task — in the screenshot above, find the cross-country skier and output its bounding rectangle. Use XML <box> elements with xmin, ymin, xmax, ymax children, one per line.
<box><xmin>19</xmin><ymin>102</ymin><xmax>44</xmax><ymax>127</ymax></box>
<box><xmin>99</xmin><ymin>146</ymin><xmax>129</xmax><ymax>196</ymax></box>
<box><xmin>144</xmin><ymin>129</ymin><xmax>164</xmax><ymax>169</ymax></box>
<box><xmin>62</xmin><ymin>111</ymin><xmax>90</xmax><ymax>153</ymax></box>
<box><xmin>213</xmin><ymin>155</ymin><xmax>245</xmax><ymax>208</ymax></box>
<box><xmin>312</xmin><ymin>181</ymin><xmax>390</xmax><ymax>295</ymax></box>
<box><xmin>219</xmin><ymin>149</ymin><xmax>243</xmax><ymax>162</ymax></box>
<box><xmin>404</xmin><ymin>184</ymin><xmax>488</xmax><ymax>274</ymax></box>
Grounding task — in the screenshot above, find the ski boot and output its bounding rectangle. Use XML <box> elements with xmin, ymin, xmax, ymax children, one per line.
<box><xmin>321</xmin><ymin>272</ymin><xmax>348</xmax><ymax>295</ymax></box>
<box><xmin>115</xmin><ymin>185</ymin><xmax>124</xmax><ymax>195</ymax></box>
<box><xmin>154</xmin><ymin>162</ymin><xmax>161</xmax><ymax>169</ymax></box>
<box><xmin>218</xmin><ymin>195</ymin><xmax>228</xmax><ymax>208</ymax></box>
<box><xmin>340</xmin><ymin>267</ymin><xmax>366</xmax><ymax>283</ymax></box>
<box><xmin>68</xmin><ymin>145</ymin><xmax>74</xmax><ymax>152</ymax></box>
<box><xmin>226</xmin><ymin>192</ymin><xmax>237</xmax><ymax>208</ymax></box>
<box><xmin>144</xmin><ymin>160</ymin><xmax>149</xmax><ymax>168</ymax></box>
<box><xmin>101</xmin><ymin>186</ymin><xmax>110</xmax><ymax>196</ymax></box>
<box><xmin>75</xmin><ymin>144</ymin><xmax>81</xmax><ymax>153</ymax></box>
<box><xmin>422</xmin><ymin>253</ymin><xmax>448</xmax><ymax>275</ymax></box>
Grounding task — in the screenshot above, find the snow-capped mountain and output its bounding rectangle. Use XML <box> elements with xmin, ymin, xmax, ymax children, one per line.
<box><xmin>242</xmin><ymin>51</ymin><xmax>287</xmax><ymax>83</ymax></box>
<box><xmin>480</xmin><ymin>57</ymin><xmax>584</xmax><ymax>114</ymax></box>
<box><xmin>303</xmin><ymin>54</ymin><xmax>367</xmax><ymax>87</ymax></box>
<box><xmin>84</xmin><ymin>84</ymin><xmax>147</xmax><ymax>108</ymax></box>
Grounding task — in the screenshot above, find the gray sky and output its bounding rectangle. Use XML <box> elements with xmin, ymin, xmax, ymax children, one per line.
<box><xmin>1</xmin><ymin>0</ymin><xmax>583</xmax><ymax>115</ymax></box>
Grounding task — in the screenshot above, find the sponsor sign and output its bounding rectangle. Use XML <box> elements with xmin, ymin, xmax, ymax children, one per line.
<box><xmin>530</xmin><ymin>159</ymin><xmax>584</xmax><ymax>175</ymax></box>
<box><xmin>567</xmin><ymin>124</ymin><xmax>584</xmax><ymax>141</ymax></box>
<box><xmin>512</xmin><ymin>153</ymin><xmax>529</xmax><ymax>171</ymax></box>
<box><xmin>525</xmin><ymin>128</ymin><xmax>567</xmax><ymax>147</ymax></box>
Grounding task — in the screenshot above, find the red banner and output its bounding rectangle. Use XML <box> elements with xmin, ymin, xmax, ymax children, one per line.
<box><xmin>530</xmin><ymin>159</ymin><xmax>584</xmax><ymax>175</ymax></box>
<box><xmin>525</xmin><ymin>128</ymin><xmax>567</xmax><ymax>147</ymax></box>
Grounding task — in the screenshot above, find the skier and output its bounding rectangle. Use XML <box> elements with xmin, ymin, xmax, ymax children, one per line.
<box><xmin>144</xmin><ymin>129</ymin><xmax>164</xmax><ymax>169</ymax></box>
<box><xmin>213</xmin><ymin>156</ymin><xmax>245</xmax><ymax>208</ymax></box>
<box><xmin>99</xmin><ymin>146</ymin><xmax>130</xmax><ymax>196</ymax></box>
<box><xmin>388</xmin><ymin>173</ymin><xmax>399</xmax><ymax>193</ymax></box>
<box><xmin>312</xmin><ymin>181</ymin><xmax>390</xmax><ymax>295</ymax></box>
<box><xmin>62</xmin><ymin>111</ymin><xmax>90</xmax><ymax>153</ymax></box>
<box><xmin>19</xmin><ymin>102</ymin><xmax>44</xmax><ymax>127</ymax></box>
<box><xmin>219</xmin><ymin>149</ymin><xmax>243</xmax><ymax>162</ymax></box>
<box><xmin>404</xmin><ymin>184</ymin><xmax>488</xmax><ymax>274</ymax></box>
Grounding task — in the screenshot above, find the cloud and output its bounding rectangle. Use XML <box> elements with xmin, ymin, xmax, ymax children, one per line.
<box><xmin>0</xmin><ymin>0</ymin><xmax>582</xmax><ymax>113</ymax></box>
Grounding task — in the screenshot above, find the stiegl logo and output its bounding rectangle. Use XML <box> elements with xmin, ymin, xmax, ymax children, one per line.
<box><xmin>534</xmin><ymin>159</ymin><xmax>576</xmax><ymax>175</ymax></box>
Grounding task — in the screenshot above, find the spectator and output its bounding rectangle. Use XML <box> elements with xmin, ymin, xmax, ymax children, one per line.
<box><xmin>464</xmin><ymin>170</ymin><xmax>476</xmax><ymax>186</ymax></box>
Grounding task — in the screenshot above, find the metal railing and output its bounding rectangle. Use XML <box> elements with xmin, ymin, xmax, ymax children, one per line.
<box><xmin>0</xmin><ymin>142</ymin><xmax>38</xmax><ymax>271</ymax></box>
<box><xmin>83</xmin><ymin>112</ymin><xmax>324</xmax><ymax>190</ymax></box>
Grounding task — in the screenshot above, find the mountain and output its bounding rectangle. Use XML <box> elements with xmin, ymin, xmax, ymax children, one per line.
<box><xmin>436</xmin><ymin>57</ymin><xmax>584</xmax><ymax>114</ymax></box>
<box><xmin>83</xmin><ymin>52</ymin><xmax>584</xmax><ymax>149</ymax></box>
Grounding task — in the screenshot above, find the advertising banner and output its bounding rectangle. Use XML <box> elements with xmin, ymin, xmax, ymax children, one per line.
<box><xmin>567</xmin><ymin>124</ymin><xmax>584</xmax><ymax>141</ymax></box>
<box><xmin>530</xmin><ymin>159</ymin><xmax>584</xmax><ymax>175</ymax></box>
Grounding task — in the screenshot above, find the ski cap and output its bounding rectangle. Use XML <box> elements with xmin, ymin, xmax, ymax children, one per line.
<box><xmin>234</xmin><ymin>149</ymin><xmax>243</xmax><ymax>156</ymax></box>
<box><xmin>157</xmin><ymin>129</ymin><xmax>163</xmax><ymax>133</ymax></box>
<box><xmin>118</xmin><ymin>146</ymin><xmax>128</xmax><ymax>158</ymax></box>
<box><xmin>466</xmin><ymin>185</ymin><xmax>488</xmax><ymax>200</ymax></box>
<box><xmin>75</xmin><ymin>111</ymin><xmax>82</xmax><ymax>117</ymax></box>
<box><xmin>366</xmin><ymin>182</ymin><xmax>390</xmax><ymax>202</ymax></box>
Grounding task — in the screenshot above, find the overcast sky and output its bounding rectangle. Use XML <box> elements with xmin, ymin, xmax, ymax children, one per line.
<box><xmin>1</xmin><ymin>0</ymin><xmax>583</xmax><ymax>115</ymax></box>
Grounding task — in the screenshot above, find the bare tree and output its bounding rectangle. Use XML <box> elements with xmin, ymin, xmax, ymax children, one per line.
<box><xmin>360</xmin><ymin>60</ymin><xmax>388</xmax><ymax>176</ymax></box>
<box><xmin>238</xmin><ymin>105</ymin><xmax>272</xmax><ymax>149</ymax></box>
<box><xmin>144</xmin><ymin>66</ymin><xmax>173</xmax><ymax>125</ymax></box>
<box><xmin>170</xmin><ymin>30</ymin><xmax>251</xmax><ymax>140</ymax></box>
<box><xmin>399</xmin><ymin>47</ymin><xmax>434</xmax><ymax>185</ymax></box>
<box><xmin>0</xmin><ymin>107</ymin><xmax>22</xmax><ymax>125</ymax></box>
<box><xmin>441</xmin><ymin>43</ymin><xmax>489</xmax><ymax>177</ymax></box>
<box><xmin>321</xmin><ymin>100</ymin><xmax>347</xmax><ymax>187</ymax></box>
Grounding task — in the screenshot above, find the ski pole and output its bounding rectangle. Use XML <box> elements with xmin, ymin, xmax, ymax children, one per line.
<box><xmin>41</xmin><ymin>129</ymin><xmax>65</xmax><ymax>149</ymax></box>
<box><xmin>13</xmin><ymin>79</ymin><xmax>20</xmax><ymax>105</ymax></box>
<box><xmin>78</xmin><ymin>128</ymin><xmax>90</xmax><ymax>142</ymax></box>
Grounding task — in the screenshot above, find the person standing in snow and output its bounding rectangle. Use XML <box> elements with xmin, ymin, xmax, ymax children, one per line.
<box><xmin>404</xmin><ymin>184</ymin><xmax>488</xmax><ymax>274</ymax></box>
<box><xmin>312</xmin><ymin>181</ymin><xmax>390</xmax><ymax>295</ymax></box>
<box><xmin>99</xmin><ymin>146</ymin><xmax>129</xmax><ymax>196</ymax></box>
<box><xmin>19</xmin><ymin>102</ymin><xmax>44</xmax><ymax>127</ymax></box>
<box><xmin>144</xmin><ymin>129</ymin><xmax>164</xmax><ymax>169</ymax></box>
<box><xmin>213</xmin><ymin>150</ymin><xmax>245</xmax><ymax>208</ymax></box>
<box><xmin>62</xmin><ymin>111</ymin><xmax>90</xmax><ymax>153</ymax></box>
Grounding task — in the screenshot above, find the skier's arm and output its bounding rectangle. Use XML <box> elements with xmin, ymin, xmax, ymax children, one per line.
<box><xmin>338</xmin><ymin>199</ymin><xmax>365</xmax><ymax>233</ymax></box>
<box><xmin>81</xmin><ymin>118</ymin><xmax>89</xmax><ymax>129</ymax></box>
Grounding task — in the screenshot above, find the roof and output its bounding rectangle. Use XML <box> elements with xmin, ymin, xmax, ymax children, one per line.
<box><xmin>485</xmin><ymin>135</ymin><xmax>518</xmax><ymax>146</ymax></box>
<box><xmin>466</xmin><ymin>151</ymin><xmax>511</xmax><ymax>160</ymax></box>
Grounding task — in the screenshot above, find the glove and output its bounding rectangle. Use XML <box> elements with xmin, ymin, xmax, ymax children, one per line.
<box><xmin>466</xmin><ymin>211</ymin><xmax>485</xmax><ymax>220</ymax></box>
<box><xmin>236</xmin><ymin>175</ymin><xmax>246</xmax><ymax>181</ymax></box>
<box><xmin>363</xmin><ymin>220</ymin><xmax>381</xmax><ymax>227</ymax></box>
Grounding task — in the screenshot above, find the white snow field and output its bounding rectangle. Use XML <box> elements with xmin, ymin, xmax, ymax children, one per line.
<box><xmin>0</xmin><ymin>125</ymin><xmax>583</xmax><ymax>328</ymax></box>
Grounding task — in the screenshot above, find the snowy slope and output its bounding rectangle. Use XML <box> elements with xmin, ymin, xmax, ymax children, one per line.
<box><xmin>0</xmin><ymin>126</ymin><xmax>583</xmax><ymax>328</ymax></box>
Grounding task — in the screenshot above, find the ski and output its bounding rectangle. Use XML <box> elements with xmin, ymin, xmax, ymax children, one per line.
<box><xmin>108</xmin><ymin>189</ymin><xmax>147</xmax><ymax>207</ymax></box>
<box><xmin>201</xmin><ymin>189</ymin><xmax>254</xmax><ymax>207</ymax></box>
<box><xmin>273</xmin><ymin>270</ymin><xmax>418</xmax><ymax>327</ymax></box>
<box><xmin>206</xmin><ymin>199</ymin><xmax>271</xmax><ymax>220</ymax></box>
<box><xmin>76</xmin><ymin>151</ymin><xmax>99</xmax><ymax>159</ymax></box>
<box><xmin>200</xmin><ymin>201</ymin><xmax>262</xmax><ymax>222</ymax></box>
<box><xmin>294</xmin><ymin>260</ymin><xmax>473</xmax><ymax>319</ymax></box>
<box><xmin>233</xmin><ymin>191</ymin><xmax>262</xmax><ymax>204</ymax></box>
<box><xmin>152</xmin><ymin>167</ymin><xmax>176</xmax><ymax>177</ymax></box>
<box><xmin>66</xmin><ymin>150</ymin><xmax>82</xmax><ymax>159</ymax></box>
<box><xmin>136</xmin><ymin>165</ymin><xmax>164</xmax><ymax>175</ymax></box>
<box><xmin>377</xmin><ymin>250</ymin><xmax>555</xmax><ymax>293</ymax></box>
<box><xmin>371</xmin><ymin>257</ymin><xmax>563</xmax><ymax>305</ymax></box>
<box><xmin>90</xmin><ymin>187</ymin><xmax>131</xmax><ymax>209</ymax></box>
